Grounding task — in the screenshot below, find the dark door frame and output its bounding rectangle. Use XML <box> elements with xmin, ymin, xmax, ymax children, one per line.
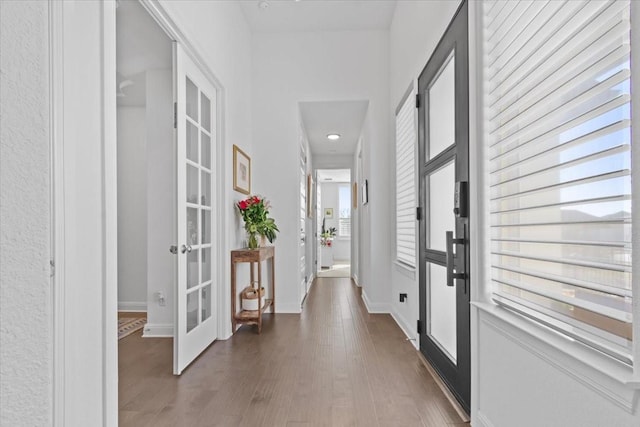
<box><xmin>417</xmin><ymin>0</ymin><xmax>470</xmax><ymax>414</ymax></box>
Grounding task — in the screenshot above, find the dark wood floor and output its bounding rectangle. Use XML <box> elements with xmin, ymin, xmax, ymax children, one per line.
<box><xmin>119</xmin><ymin>278</ymin><xmax>467</xmax><ymax>426</ymax></box>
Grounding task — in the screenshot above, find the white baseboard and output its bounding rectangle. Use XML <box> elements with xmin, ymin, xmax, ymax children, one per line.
<box><xmin>142</xmin><ymin>323</ymin><xmax>173</xmax><ymax>338</ymax></box>
<box><xmin>352</xmin><ymin>274</ymin><xmax>360</xmax><ymax>287</ymax></box>
<box><xmin>475</xmin><ymin>411</ymin><xmax>495</xmax><ymax>427</ymax></box>
<box><xmin>361</xmin><ymin>291</ymin><xmax>389</xmax><ymax>313</ymax></box>
<box><xmin>118</xmin><ymin>301</ymin><xmax>147</xmax><ymax>312</ymax></box>
<box><xmin>390</xmin><ymin>310</ymin><xmax>418</xmax><ymax>350</ymax></box>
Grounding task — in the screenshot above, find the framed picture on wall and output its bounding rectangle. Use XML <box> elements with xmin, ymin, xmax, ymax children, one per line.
<box><xmin>233</xmin><ymin>145</ymin><xmax>251</xmax><ymax>194</ymax></box>
<box><xmin>324</xmin><ymin>208</ymin><xmax>333</xmax><ymax>219</ymax></box>
<box><xmin>362</xmin><ymin>179</ymin><xmax>369</xmax><ymax>205</ymax></box>
<box><xmin>307</xmin><ymin>174</ymin><xmax>314</xmax><ymax>218</ymax></box>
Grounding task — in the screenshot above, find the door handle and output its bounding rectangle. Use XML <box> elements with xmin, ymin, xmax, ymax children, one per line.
<box><xmin>169</xmin><ymin>245</ymin><xmax>178</xmax><ymax>254</ymax></box>
<box><xmin>446</xmin><ymin>231</ymin><xmax>465</xmax><ymax>287</ymax></box>
<box><xmin>181</xmin><ymin>244</ymin><xmax>192</xmax><ymax>254</ymax></box>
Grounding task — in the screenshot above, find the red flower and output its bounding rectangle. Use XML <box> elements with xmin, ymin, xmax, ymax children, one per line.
<box><xmin>238</xmin><ymin>200</ymin><xmax>248</xmax><ymax>210</ymax></box>
<box><xmin>252</xmin><ymin>196</ymin><xmax>260</xmax><ymax>204</ymax></box>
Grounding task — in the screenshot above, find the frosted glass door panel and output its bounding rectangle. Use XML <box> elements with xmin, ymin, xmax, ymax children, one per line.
<box><xmin>428</xmin><ymin>263</ymin><xmax>457</xmax><ymax>362</ymax></box>
<box><xmin>428</xmin><ymin>55</ymin><xmax>456</xmax><ymax>160</ymax></box>
<box><xmin>429</xmin><ymin>160</ymin><xmax>455</xmax><ymax>251</ymax></box>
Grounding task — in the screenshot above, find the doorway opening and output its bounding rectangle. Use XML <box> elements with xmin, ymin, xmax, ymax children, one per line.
<box><xmin>316</xmin><ymin>169</ymin><xmax>352</xmax><ymax>278</ymax></box>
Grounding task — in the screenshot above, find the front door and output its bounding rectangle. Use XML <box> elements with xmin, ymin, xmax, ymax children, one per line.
<box><xmin>417</xmin><ymin>1</ymin><xmax>470</xmax><ymax>412</ymax></box>
<box><xmin>174</xmin><ymin>42</ymin><xmax>218</xmax><ymax>375</ymax></box>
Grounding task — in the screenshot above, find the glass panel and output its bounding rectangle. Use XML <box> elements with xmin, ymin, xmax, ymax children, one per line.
<box><xmin>186</xmin><ymin>77</ymin><xmax>198</xmax><ymax>122</ymax></box>
<box><xmin>187</xmin><ymin>248</ymin><xmax>198</xmax><ymax>290</ymax></box>
<box><xmin>201</xmin><ymin>92</ymin><xmax>211</xmax><ymax>132</ymax></box>
<box><xmin>428</xmin><ymin>263</ymin><xmax>457</xmax><ymax>361</ymax></box>
<box><xmin>201</xmin><ymin>170</ymin><xmax>211</xmax><ymax>207</ymax></box>
<box><xmin>186</xmin><ymin>289</ymin><xmax>199</xmax><ymax>333</ymax></box>
<box><xmin>187</xmin><ymin>207</ymin><xmax>198</xmax><ymax>246</ymax></box>
<box><xmin>201</xmin><ymin>210</ymin><xmax>211</xmax><ymax>244</ymax></box>
<box><xmin>201</xmin><ymin>131</ymin><xmax>211</xmax><ymax>169</ymax></box>
<box><xmin>186</xmin><ymin>121</ymin><xmax>199</xmax><ymax>163</ymax></box>
<box><xmin>202</xmin><ymin>247</ymin><xmax>211</xmax><ymax>283</ymax></box>
<box><xmin>428</xmin><ymin>54</ymin><xmax>455</xmax><ymax>159</ymax></box>
<box><xmin>202</xmin><ymin>284</ymin><xmax>212</xmax><ymax>322</ymax></box>
<box><xmin>187</xmin><ymin>165</ymin><xmax>198</xmax><ymax>204</ymax></box>
<box><xmin>428</xmin><ymin>160</ymin><xmax>455</xmax><ymax>251</ymax></box>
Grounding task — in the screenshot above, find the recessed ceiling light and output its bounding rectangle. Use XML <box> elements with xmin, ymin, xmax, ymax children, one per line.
<box><xmin>327</xmin><ymin>134</ymin><xmax>341</xmax><ymax>141</ymax></box>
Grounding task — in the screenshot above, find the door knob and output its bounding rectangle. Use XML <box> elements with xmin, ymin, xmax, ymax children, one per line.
<box><xmin>181</xmin><ymin>244</ymin><xmax>192</xmax><ymax>254</ymax></box>
<box><xmin>169</xmin><ymin>245</ymin><xmax>178</xmax><ymax>254</ymax></box>
<box><xmin>446</xmin><ymin>231</ymin><xmax>465</xmax><ymax>287</ymax></box>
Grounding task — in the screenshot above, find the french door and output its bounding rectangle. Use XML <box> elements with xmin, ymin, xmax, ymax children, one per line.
<box><xmin>417</xmin><ymin>1</ymin><xmax>470</xmax><ymax>412</ymax></box>
<box><xmin>300</xmin><ymin>145</ymin><xmax>307</xmax><ymax>303</ymax></box>
<box><xmin>174</xmin><ymin>42</ymin><xmax>218</xmax><ymax>375</ymax></box>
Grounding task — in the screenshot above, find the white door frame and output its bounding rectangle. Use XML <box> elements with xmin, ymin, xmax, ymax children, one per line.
<box><xmin>51</xmin><ymin>0</ymin><xmax>227</xmax><ymax>424</ymax></box>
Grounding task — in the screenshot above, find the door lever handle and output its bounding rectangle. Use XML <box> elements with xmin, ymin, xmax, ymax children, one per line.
<box><xmin>181</xmin><ymin>244</ymin><xmax>192</xmax><ymax>254</ymax></box>
<box><xmin>446</xmin><ymin>231</ymin><xmax>465</xmax><ymax>287</ymax></box>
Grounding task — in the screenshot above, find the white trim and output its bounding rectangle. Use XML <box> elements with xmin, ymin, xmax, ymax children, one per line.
<box><xmin>117</xmin><ymin>302</ymin><xmax>147</xmax><ymax>312</ymax></box>
<box><xmin>142</xmin><ymin>323</ymin><xmax>174</xmax><ymax>338</ymax></box>
<box><xmin>475</xmin><ymin>411</ymin><xmax>496</xmax><ymax>427</ymax></box>
<box><xmin>475</xmin><ymin>302</ymin><xmax>640</xmax><ymax>412</ymax></box>
<box><xmin>49</xmin><ymin>1</ymin><xmax>65</xmax><ymax>425</ymax></box>
<box><xmin>101</xmin><ymin>2</ymin><xmax>118</xmax><ymax>425</ymax></box>
<box><xmin>630</xmin><ymin>0</ymin><xmax>640</xmax><ymax>379</ymax></box>
<box><xmin>351</xmin><ymin>274</ymin><xmax>360</xmax><ymax>287</ymax></box>
<box><xmin>390</xmin><ymin>310</ymin><xmax>418</xmax><ymax>350</ymax></box>
<box><xmin>393</xmin><ymin>260</ymin><xmax>416</xmax><ymax>280</ymax></box>
<box><xmin>361</xmin><ymin>291</ymin><xmax>389</xmax><ymax>313</ymax></box>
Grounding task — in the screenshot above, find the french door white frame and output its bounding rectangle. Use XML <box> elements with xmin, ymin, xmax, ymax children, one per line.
<box><xmin>50</xmin><ymin>0</ymin><xmax>227</xmax><ymax>424</ymax></box>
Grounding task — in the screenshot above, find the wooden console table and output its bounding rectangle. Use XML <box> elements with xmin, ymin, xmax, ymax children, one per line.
<box><xmin>231</xmin><ymin>246</ymin><xmax>275</xmax><ymax>333</ymax></box>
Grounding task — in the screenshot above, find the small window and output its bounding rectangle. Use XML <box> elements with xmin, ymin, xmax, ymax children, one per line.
<box><xmin>395</xmin><ymin>88</ymin><xmax>417</xmax><ymax>267</ymax></box>
<box><xmin>338</xmin><ymin>184</ymin><xmax>351</xmax><ymax>237</ymax></box>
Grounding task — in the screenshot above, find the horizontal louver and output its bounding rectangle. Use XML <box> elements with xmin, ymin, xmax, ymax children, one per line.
<box><xmin>485</xmin><ymin>0</ymin><xmax>633</xmax><ymax>364</ymax></box>
<box><xmin>396</xmin><ymin>90</ymin><xmax>417</xmax><ymax>267</ymax></box>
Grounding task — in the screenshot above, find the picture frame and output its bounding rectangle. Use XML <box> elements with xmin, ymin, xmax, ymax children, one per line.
<box><xmin>307</xmin><ymin>174</ymin><xmax>314</xmax><ymax>218</ymax></box>
<box><xmin>352</xmin><ymin>182</ymin><xmax>358</xmax><ymax>209</ymax></box>
<box><xmin>233</xmin><ymin>145</ymin><xmax>251</xmax><ymax>194</ymax></box>
<box><xmin>362</xmin><ymin>179</ymin><xmax>369</xmax><ymax>205</ymax></box>
<box><xmin>324</xmin><ymin>208</ymin><xmax>333</xmax><ymax>219</ymax></box>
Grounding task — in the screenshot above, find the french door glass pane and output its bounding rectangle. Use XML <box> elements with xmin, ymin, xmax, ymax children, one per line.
<box><xmin>201</xmin><ymin>132</ymin><xmax>211</xmax><ymax>169</ymax></box>
<box><xmin>201</xmin><ymin>93</ymin><xmax>211</xmax><ymax>132</ymax></box>
<box><xmin>201</xmin><ymin>171</ymin><xmax>211</xmax><ymax>206</ymax></box>
<box><xmin>428</xmin><ymin>263</ymin><xmax>457</xmax><ymax>361</ymax></box>
<box><xmin>428</xmin><ymin>160</ymin><xmax>455</xmax><ymax>251</ymax></box>
<box><xmin>187</xmin><ymin>249</ymin><xmax>198</xmax><ymax>289</ymax></box>
<box><xmin>428</xmin><ymin>54</ymin><xmax>456</xmax><ymax>159</ymax></box>
<box><xmin>201</xmin><ymin>247</ymin><xmax>211</xmax><ymax>283</ymax></box>
<box><xmin>186</xmin><ymin>77</ymin><xmax>199</xmax><ymax>122</ymax></box>
<box><xmin>187</xmin><ymin>207</ymin><xmax>198</xmax><ymax>246</ymax></box>
<box><xmin>186</xmin><ymin>290</ymin><xmax>199</xmax><ymax>332</ymax></box>
<box><xmin>186</xmin><ymin>121</ymin><xmax>198</xmax><ymax>163</ymax></box>
<box><xmin>187</xmin><ymin>165</ymin><xmax>199</xmax><ymax>204</ymax></box>
<box><xmin>202</xmin><ymin>284</ymin><xmax>212</xmax><ymax>322</ymax></box>
<box><xmin>201</xmin><ymin>210</ymin><xmax>211</xmax><ymax>244</ymax></box>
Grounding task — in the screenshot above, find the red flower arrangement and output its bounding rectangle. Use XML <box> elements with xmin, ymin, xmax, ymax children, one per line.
<box><xmin>237</xmin><ymin>195</ymin><xmax>279</xmax><ymax>248</ymax></box>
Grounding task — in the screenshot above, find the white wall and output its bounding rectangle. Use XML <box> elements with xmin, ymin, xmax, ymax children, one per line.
<box><xmin>145</xmin><ymin>69</ymin><xmax>174</xmax><ymax>334</ymax></box>
<box><xmin>252</xmin><ymin>30</ymin><xmax>390</xmax><ymax>313</ymax></box>
<box><xmin>0</xmin><ymin>1</ymin><xmax>52</xmax><ymax>425</ymax></box>
<box><xmin>388</xmin><ymin>0</ymin><xmax>461</xmax><ymax>341</ymax></box>
<box><xmin>117</xmin><ymin>107</ymin><xmax>148</xmax><ymax>309</ymax></box>
<box><xmin>319</xmin><ymin>182</ymin><xmax>350</xmax><ymax>261</ymax></box>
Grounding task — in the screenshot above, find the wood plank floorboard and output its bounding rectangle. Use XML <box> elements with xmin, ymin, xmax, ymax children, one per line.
<box><xmin>119</xmin><ymin>277</ymin><xmax>468</xmax><ymax>426</ymax></box>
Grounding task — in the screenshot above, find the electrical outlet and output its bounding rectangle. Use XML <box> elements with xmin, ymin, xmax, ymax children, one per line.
<box><xmin>156</xmin><ymin>291</ymin><xmax>166</xmax><ymax>307</ymax></box>
<box><xmin>399</xmin><ymin>293</ymin><xmax>407</xmax><ymax>303</ymax></box>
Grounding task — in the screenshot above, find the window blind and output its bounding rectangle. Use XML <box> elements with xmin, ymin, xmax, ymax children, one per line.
<box><xmin>396</xmin><ymin>89</ymin><xmax>417</xmax><ymax>267</ymax></box>
<box><xmin>484</xmin><ymin>0</ymin><xmax>632</xmax><ymax>363</ymax></box>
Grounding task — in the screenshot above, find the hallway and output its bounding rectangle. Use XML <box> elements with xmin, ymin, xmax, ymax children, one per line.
<box><xmin>119</xmin><ymin>278</ymin><xmax>466</xmax><ymax>426</ymax></box>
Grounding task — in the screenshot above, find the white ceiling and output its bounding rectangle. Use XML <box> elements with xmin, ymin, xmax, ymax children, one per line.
<box><xmin>239</xmin><ymin>0</ymin><xmax>397</xmax><ymax>33</ymax></box>
<box><xmin>317</xmin><ymin>169</ymin><xmax>351</xmax><ymax>183</ymax></box>
<box><xmin>299</xmin><ymin>100</ymin><xmax>369</xmax><ymax>156</ymax></box>
<box><xmin>116</xmin><ymin>0</ymin><xmax>172</xmax><ymax>106</ymax></box>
